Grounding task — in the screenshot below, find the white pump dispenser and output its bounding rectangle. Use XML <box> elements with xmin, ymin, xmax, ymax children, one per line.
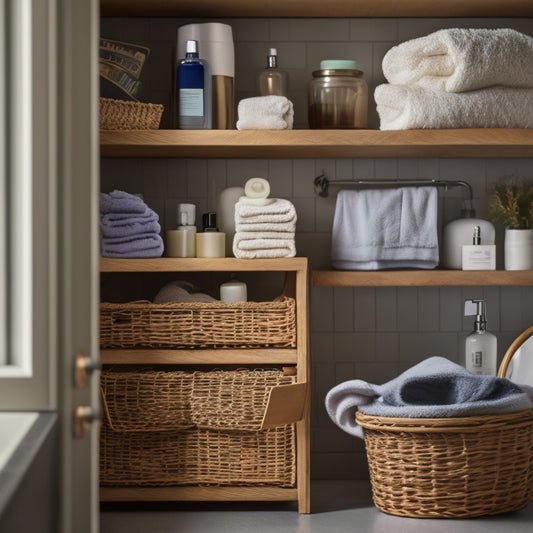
<box><xmin>464</xmin><ymin>299</ymin><xmax>497</xmax><ymax>375</ymax></box>
<box><xmin>442</xmin><ymin>199</ymin><xmax>495</xmax><ymax>270</ymax></box>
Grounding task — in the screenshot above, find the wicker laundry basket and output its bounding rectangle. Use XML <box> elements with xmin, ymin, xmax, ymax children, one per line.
<box><xmin>99</xmin><ymin>97</ymin><xmax>163</xmax><ymax>130</ymax></box>
<box><xmin>99</xmin><ymin>368</ymin><xmax>297</xmax><ymax>487</ymax></box>
<box><xmin>356</xmin><ymin>409</ymin><xmax>533</xmax><ymax>518</ymax></box>
<box><xmin>99</xmin><ymin>296</ymin><xmax>296</xmax><ymax>349</ymax></box>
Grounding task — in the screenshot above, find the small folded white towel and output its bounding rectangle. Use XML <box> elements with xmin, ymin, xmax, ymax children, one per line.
<box><xmin>235</xmin><ymin>197</ymin><xmax>297</xmax><ymax>224</ymax></box>
<box><xmin>375</xmin><ymin>83</ymin><xmax>533</xmax><ymax>130</ymax></box>
<box><xmin>331</xmin><ymin>187</ymin><xmax>439</xmax><ymax>270</ymax></box>
<box><xmin>383</xmin><ymin>28</ymin><xmax>533</xmax><ymax>93</ymax></box>
<box><xmin>236</xmin><ymin>95</ymin><xmax>294</xmax><ymax>130</ymax></box>
<box><xmin>233</xmin><ymin>231</ymin><xmax>296</xmax><ymax>259</ymax></box>
<box><xmin>235</xmin><ymin>221</ymin><xmax>297</xmax><ymax>233</ymax></box>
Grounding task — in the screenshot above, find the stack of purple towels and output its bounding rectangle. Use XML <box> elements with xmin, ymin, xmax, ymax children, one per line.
<box><xmin>100</xmin><ymin>190</ymin><xmax>164</xmax><ymax>258</ymax></box>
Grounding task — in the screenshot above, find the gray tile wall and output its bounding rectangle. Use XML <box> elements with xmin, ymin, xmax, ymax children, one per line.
<box><xmin>101</xmin><ymin>16</ymin><xmax>533</xmax><ymax>479</ymax></box>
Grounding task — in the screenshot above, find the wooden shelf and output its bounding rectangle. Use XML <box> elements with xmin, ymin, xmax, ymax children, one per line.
<box><xmin>101</xmin><ymin>348</ymin><xmax>298</xmax><ymax>365</ymax></box>
<box><xmin>312</xmin><ymin>269</ymin><xmax>533</xmax><ymax>287</ymax></box>
<box><xmin>100</xmin><ymin>129</ymin><xmax>533</xmax><ymax>159</ymax></box>
<box><xmin>100</xmin><ymin>256</ymin><xmax>308</xmax><ymax>272</ymax></box>
<box><xmin>100</xmin><ymin>486</ymin><xmax>298</xmax><ymax>503</ymax></box>
<box><xmin>100</xmin><ymin>0</ymin><xmax>533</xmax><ymax>18</ymax></box>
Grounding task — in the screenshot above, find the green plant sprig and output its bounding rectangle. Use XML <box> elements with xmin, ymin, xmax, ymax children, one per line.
<box><xmin>489</xmin><ymin>177</ymin><xmax>533</xmax><ymax>230</ymax></box>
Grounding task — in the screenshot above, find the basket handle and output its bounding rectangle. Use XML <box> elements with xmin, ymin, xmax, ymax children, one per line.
<box><xmin>261</xmin><ymin>382</ymin><xmax>308</xmax><ymax>429</ymax></box>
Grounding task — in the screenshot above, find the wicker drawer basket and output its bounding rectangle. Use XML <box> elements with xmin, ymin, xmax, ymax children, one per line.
<box><xmin>100</xmin><ymin>296</ymin><xmax>296</xmax><ymax>349</ymax></box>
<box><xmin>356</xmin><ymin>409</ymin><xmax>533</xmax><ymax>518</ymax></box>
<box><xmin>100</xmin><ymin>368</ymin><xmax>297</xmax><ymax>487</ymax></box>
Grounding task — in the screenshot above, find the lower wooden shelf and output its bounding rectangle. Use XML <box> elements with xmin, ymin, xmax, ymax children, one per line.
<box><xmin>100</xmin><ymin>486</ymin><xmax>299</xmax><ymax>503</ymax></box>
<box><xmin>101</xmin><ymin>348</ymin><xmax>298</xmax><ymax>365</ymax></box>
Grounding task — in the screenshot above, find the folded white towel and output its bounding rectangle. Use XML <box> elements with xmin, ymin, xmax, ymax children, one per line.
<box><xmin>233</xmin><ymin>231</ymin><xmax>296</xmax><ymax>259</ymax></box>
<box><xmin>331</xmin><ymin>187</ymin><xmax>439</xmax><ymax>270</ymax></box>
<box><xmin>235</xmin><ymin>197</ymin><xmax>297</xmax><ymax>224</ymax></box>
<box><xmin>235</xmin><ymin>221</ymin><xmax>297</xmax><ymax>233</ymax></box>
<box><xmin>236</xmin><ymin>95</ymin><xmax>294</xmax><ymax>130</ymax></box>
<box><xmin>375</xmin><ymin>83</ymin><xmax>533</xmax><ymax>130</ymax></box>
<box><xmin>383</xmin><ymin>28</ymin><xmax>533</xmax><ymax>93</ymax></box>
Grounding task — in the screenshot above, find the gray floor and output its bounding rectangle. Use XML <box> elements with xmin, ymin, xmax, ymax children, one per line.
<box><xmin>100</xmin><ymin>480</ymin><xmax>533</xmax><ymax>532</ymax></box>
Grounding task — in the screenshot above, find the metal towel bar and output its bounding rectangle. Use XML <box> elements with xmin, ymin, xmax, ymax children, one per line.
<box><xmin>314</xmin><ymin>173</ymin><xmax>473</xmax><ymax>202</ymax></box>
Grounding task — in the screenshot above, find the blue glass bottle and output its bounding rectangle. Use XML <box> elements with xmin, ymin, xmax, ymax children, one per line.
<box><xmin>177</xmin><ymin>40</ymin><xmax>212</xmax><ymax>129</ymax></box>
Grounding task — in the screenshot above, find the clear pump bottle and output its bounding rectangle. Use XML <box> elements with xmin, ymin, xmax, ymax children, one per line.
<box><xmin>464</xmin><ymin>299</ymin><xmax>497</xmax><ymax>375</ymax></box>
<box><xmin>258</xmin><ymin>48</ymin><xmax>288</xmax><ymax>97</ymax></box>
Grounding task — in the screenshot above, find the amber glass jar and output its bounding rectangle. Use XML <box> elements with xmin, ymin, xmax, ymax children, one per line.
<box><xmin>308</xmin><ymin>60</ymin><xmax>368</xmax><ymax>129</ymax></box>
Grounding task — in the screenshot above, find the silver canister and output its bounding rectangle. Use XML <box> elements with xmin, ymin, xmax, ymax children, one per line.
<box><xmin>308</xmin><ymin>60</ymin><xmax>368</xmax><ymax>129</ymax></box>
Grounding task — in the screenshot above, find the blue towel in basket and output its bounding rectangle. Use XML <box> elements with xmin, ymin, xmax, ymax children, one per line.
<box><xmin>325</xmin><ymin>356</ymin><xmax>533</xmax><ymax>438</ymax></box>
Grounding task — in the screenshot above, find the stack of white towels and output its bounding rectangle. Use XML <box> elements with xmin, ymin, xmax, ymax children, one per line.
<box><xmin>100</xmin><ymin>190</ymin><xmax>164</xmax><ymax>258</ymax></box>
<box><xmin>233</xmin><ymin>177</ymin><xmax>297</xmax><ymax>259</ymax></box>
<box><xmin>375</xmin><ymin>28</ymin><xmax>533</xmax><ymax>130</ymax></box>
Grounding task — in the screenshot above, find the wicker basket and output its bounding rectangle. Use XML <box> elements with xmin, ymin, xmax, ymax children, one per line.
<box><xmin>99</xmin><ymin>368</ymin><xmax>297</xmax><ymax>487</ymax></box>
<box><xmin>356</xmin><ymin>409</ymin><xmax>533</xmax><ymax>518</ymax></box>
<box><xmin>99</xmin><ymin>296</ymin><xmax>296</xmax><ymax>349</ymax></box>
<box><xmin>191</xmin><ymin>369</ymin><xmax>296</xmax><ymax>431</ymax></box>
<box><xmin>99</xmin><ymin>97</ymin><xmax>163</xmax><ymax>130</ymax></box>
<box><xmin>100</xmin><ymin>424</ymin><xmax>296</xmax><ymax>487</ymax></box>
<box><xmin>100</xmin><ymin>368</ymin><xmax>194</xmax><ymax>432</ymax></box>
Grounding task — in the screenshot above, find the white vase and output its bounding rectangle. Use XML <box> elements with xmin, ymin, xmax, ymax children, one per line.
<box><xmin>504</xmin><ymin>228</ymin><xmax>533</xmax><ymax>270</ymax></box>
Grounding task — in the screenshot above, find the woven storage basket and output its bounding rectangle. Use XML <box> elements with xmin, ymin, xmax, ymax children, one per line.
<box><xmin>99</xmin><ymin>296</ymin><xmax>296</xmax><ymax>349</ymax></box>
<box><xmin>100</xmin><ymin>368</ymin><xmax>194</xmax><ymax>432</ymax></box>
<box><xmin>191</xmin><ymin>369</ymin><xmax>296</xmax><ymax>431</ymax></box>
<box><xmin>99</xmin><ymin>97</ymin><xmax>163</xmax><ymax>130</ymax></box>
<box><xmin>356</xmin><ymin>409</ymin><xmax>533</xmax><ymax>518</ymax></box>
<box><xmin>99</xmin><ymin>368</ymin><xmax>297</xmax><ymax>487</ymax></box>
<box><xmin>99</xmin><ymin>424</ymin><xmax>296</xmax><ymax>487</ymax></box>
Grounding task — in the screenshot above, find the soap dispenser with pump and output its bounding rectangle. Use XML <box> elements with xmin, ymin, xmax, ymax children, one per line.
<box><xmin>442</xmin><ymin>199</ymin><xmax>495</xmax><ymax>270</ymax></box>
<box><xmin>464</xmin><ymin>299</ymin><xmax>497</xmax><ymax>375</ymax></box>
<box><xmin>258</xmin><ymin>48</ymin><xmax>288</xmax><ymax>97</ymax></box>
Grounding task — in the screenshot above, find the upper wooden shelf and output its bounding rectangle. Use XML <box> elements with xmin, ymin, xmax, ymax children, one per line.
<box><xmin>100</xmin><ymin>129</ymin><xmax>533</xmax><ymax>159</ymax></box>
<box><xmin>100</xmin><ymin>0</ymin><xmax>533</xmax><ymax>18</ymax></box>
<box><xmin>312</xmin><ymin>270</ymin><xmax>533</xmax><ymax>287</ymax></box>
<box><xmin>100</xmin><ymin>256</ymin><xmax>308</xmax><ymax>272</ymax></box>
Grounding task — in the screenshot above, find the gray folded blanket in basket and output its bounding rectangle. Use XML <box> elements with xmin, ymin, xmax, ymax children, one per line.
<box><xmin>325</xmin><ymin>356</ymin><xmax>533</xmax><ymax>439</ymax></box>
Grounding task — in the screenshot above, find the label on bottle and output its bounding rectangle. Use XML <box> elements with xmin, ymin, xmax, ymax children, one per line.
<box><xmin>179</xmin><ymin>88</ymin><xmax>204</xmax><ymax>117</ymax></box>
<box><xmin>471</xmin><ymin>351</ymin><xmax>482</xmax><ymax>368</ymax></box>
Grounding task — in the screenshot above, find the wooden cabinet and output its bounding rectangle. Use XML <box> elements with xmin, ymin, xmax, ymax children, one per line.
<box><xmin>99</xmin><ymin>0</ymin><xmax>533</xmax><ymax>514</ymax></box>
<box><xmin>99</xmin><ymin>257</ymin><xmax>310</xmax><ymax>513</ymax></box>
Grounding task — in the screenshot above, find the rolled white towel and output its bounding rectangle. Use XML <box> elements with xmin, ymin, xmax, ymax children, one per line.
<box><xmin>375</xmin><ymin>83</ymin><xmax>533</xmax><ymax>130</ymax></box>
<box><xmin>232</xmin><ymin>231</ymin><xmax>296</xmax><ymax>259</ymax></box>
<box><xmin>236</xmin><ymin>95</ymin><xmax>294</xmax><ymax>130</ymax></box>
<box><xmin>383</xmin><ymin>28</ymin><xmax>533</xmax><ymax>92</ymax></box>
<box><xmin>244</xmin><ymin>177</ymin><xmax>270</xmax><ymax>199</ymax></box>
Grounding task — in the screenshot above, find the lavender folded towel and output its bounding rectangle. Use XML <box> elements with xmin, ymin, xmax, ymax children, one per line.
<box><xmin>325</xmin><ymin>356</ymin><xmax>533</xmax><ymax>438</ymax></box>
<box><xmin>100</xmin><ymin>210</ymin><xmax>156</xmax><ymax>224</ymax></box>
<box><xmin>100</xmin><ymin>190</ymin><xmax>147</xmax><ymax>214</ymax></box>
<box><xmin>101</xmin><ymin>234</ymin><xmax>164</xmax><ymax>258</ymax></box>
<box><xmin>100</xmin><ymin>218</ymin><xmax>161</xmax><ymax>238</ymax></box>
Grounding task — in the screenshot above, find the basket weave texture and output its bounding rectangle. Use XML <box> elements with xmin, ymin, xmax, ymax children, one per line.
<box><xmin>99</xmin><ymin>97</ymin><xmax>163</xmax><ymax>130</ymax></box>
<box><xmin>356</xmin><ymin>409</ymin><xmax>533</xmax><ymax>518</ymax></box>
<box><xmin>100</xmin><ymin>368</ymin><xmax>297</xmax><ymax>487</ymax></box>
<box><xmin>99</xmin><ymin>296</ymin><xmax>296</xmax><ymax>349</ymax></box>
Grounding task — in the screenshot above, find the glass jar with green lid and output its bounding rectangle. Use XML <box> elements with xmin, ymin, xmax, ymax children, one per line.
<box><xmin>308</xmin><ymin>60</ymin><xmax>368</xmax><ymax>129</ymax></box>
